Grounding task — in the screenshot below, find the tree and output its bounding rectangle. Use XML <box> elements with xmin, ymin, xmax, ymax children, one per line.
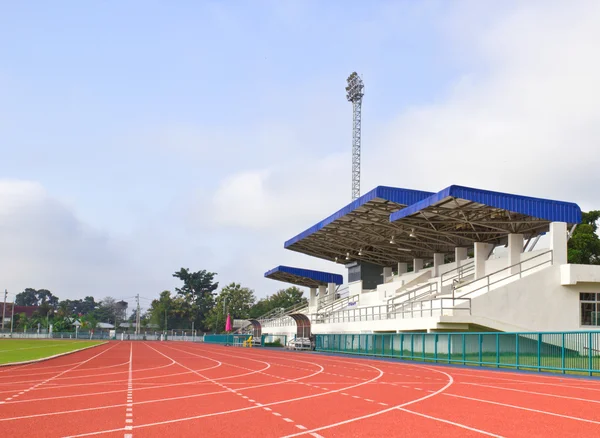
<box><xmin>568</xmin><ymin>211</ymin><xmax>600</xmax><ymax>265</ymax></box>
<box><xmin>205</xmin><ymin>283</ymin><xmax>256</xmax><ymax>332</ymax></box>
<box><xmin>173</xmin><ymin>268</ymin><xmax>219</xmax><ymax>331</ymax></box>
<box><xmin>268</xmin><ymin>287</ymin><xmax>308</xmax><ymax>311</ymax></box>
<box><xmin>148</xmin><ymin>290</ymin><xmax>173</xmax><ymax>331</ymax></box>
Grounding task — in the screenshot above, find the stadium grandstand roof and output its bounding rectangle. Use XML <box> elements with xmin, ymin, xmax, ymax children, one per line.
<box><xmin>264</xmin><ymin>266</ymin><xmax>343</xmax><ymax>288</ymax></box>
<box><xmin>284</xmin><ymin>186</ymin><xmax>435</xmax><ymax>266</ymax></box>
<box><xmin>284</xmin><ymin>184</ymin><xmax>582</xmax><ymax>267</ymax></box>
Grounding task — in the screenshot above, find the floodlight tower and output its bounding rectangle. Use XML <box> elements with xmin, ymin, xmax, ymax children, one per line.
<box><xmin>346</xmin><ymin>72</ymin><xmax>364</xmax><ymax>201</ymax></box>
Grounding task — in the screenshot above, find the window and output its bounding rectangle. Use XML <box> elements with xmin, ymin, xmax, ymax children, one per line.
<box><xmin>580</xmin><ymin>293</ymin><xmax>600</xmax><ymax>326</ymax></box>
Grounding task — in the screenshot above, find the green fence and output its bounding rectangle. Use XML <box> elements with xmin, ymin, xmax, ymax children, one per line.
<box><xmin>316</xmin><ymin>331</ymin><xmax>600</xmax><ymax>376</ymax></box>
<box><xmin>204</xmin><ymin>334</ymin><xmax>251</xmax><ymax>345</ymax></box>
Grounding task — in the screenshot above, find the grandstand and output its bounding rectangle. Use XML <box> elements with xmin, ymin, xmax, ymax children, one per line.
<box><xmin>257</xmin><ymin>184</ymin><xmax>600</xmax><ymax>344</ymax></box>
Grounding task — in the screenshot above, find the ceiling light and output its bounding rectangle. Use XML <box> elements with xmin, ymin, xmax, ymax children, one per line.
<box><xmin>345</xmin><ymin>252</ymin><xmax>350</xmax><ymax>260</ymax></box>
<box><xmin>409</xmin><ymin>229</ymin><xmax>416</xmax><ymax>238</ymax></box>
<box><xmin>358</xmin><ymin>248</ymin><xmax>363</xmax><ymax>256</ymax></box>
<box><xmin>390</xmin><ymin>236</ymin><xmax>395</xmax><ymax>244</ymax></box>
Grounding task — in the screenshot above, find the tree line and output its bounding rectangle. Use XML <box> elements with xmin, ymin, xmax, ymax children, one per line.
<box><xmin>5</xmin><ymin>268</ymin><xmax>307</xmax><ymax>334</ymax></box>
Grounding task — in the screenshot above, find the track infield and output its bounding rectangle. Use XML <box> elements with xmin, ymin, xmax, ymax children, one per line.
<box><xmin>1</xmin><ymin>341</ymin><xmax>600</xmax><ymax>437</ymax></box>
<box><xmin>0</xmin><ymin>339</ymin><xmax>104</xmax><ymax>365</ymax></box>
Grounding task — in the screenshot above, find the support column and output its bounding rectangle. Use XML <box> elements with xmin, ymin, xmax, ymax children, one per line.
<box><xmin>433</xmin><ymin>253</ymin><xmax>445</xmax><ymax>277</ymax></box>
<box><xmin>397</xmin><ymin>262</ymin><xmax>408</xmax><ymax>275</ymax></box>
<box><xmin>318</xmin><ymin>285</ymin><xmax>326</xmax><ymax>305</ymax></box>
<box><xmin>413</xmin><ymin>258</ymin><xmax>423</xmax><ymax>273</ymax></box>
<box><xmin>507</xmin><ymin>233</ymin><xmax>524</xmax><ymax>274</ymax></box>
<box><xmin>309</xmin><ymin>287</ymin><xmax>317</xmax><ymax>308</ymax></box>
<box><xmin>549</xmin><ymin>222</ymin><xmax>568</xmax><ymax>265</ymax></box>
<box><xmin>383</xmin><ymin>267</ymin><xmax>392</xmax><ymax>283</ymax></box>
<box><xmin>328</xmin><ymin>282</ymin><xmax>337</xmax><ymax>300</ymax></box>
<box><xmin>474</xmin><ymin>242</ymin><xmax>493</xmax><ymax>279</ymax></box>
<box><xmin>455</xmin><ymin>247</ymin><xmax>468</xmax><ymax>267</ymax></box>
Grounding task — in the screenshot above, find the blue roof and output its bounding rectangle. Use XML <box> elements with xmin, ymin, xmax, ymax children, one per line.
<box><xmin>389</xmin><ymin>185</ymin><xmax>582</xmax><ymax>224</ymax></box>
<box><xmin>284</xmin><ymin>186</ymin><xmax>434</xmax><ymax>248</ymax></box>
<box><xmin>264</xmin><ymin>265</ymin><xmax>343</xmax><ymax>287</ymax></box>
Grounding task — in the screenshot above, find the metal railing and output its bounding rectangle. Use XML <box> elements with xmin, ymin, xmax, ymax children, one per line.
<box><xmin>440</xmin><ymin>260</ymin><xmax>475</xmax><ymax>288</ymax></box>
<box><xmin>386</xmin><ymin>282</ymin><xmax>438</xmax><ymax>312</ymax></box>
<box><xmin>316</xmin><ymin>331</ymin><xmax>600</xmax><ymax>376</ymax></box>
<box><xmin>317</xmin><ymin>294</ymin><xmax>359</xmax><ymax>316</ymax></box>
<box><xmin>454</xmin><ymin>250</ymin><xmax>553</xmax><ymax>299</ymax></box>
<box><xmin>312</xmin><ymin>297</ymin><xmax>471</xmax><ymax>324</ymax></box>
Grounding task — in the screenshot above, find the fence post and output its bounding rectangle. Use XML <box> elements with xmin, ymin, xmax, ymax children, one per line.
<box><xmin>516</xmin><ymin>334</ymin><xmax>520</xmax><ymax>370</ymax></box>
<box><xmin>537</xmin><ymin>333</ymin><xmax>542</xmax><ymax>372</ymax></box>
<box><xmin>589</xmin><ymin>331</ymin><xmax>593</xmax><ymax>377</ymax></box>
<box><xmin>561</xmin><ymin>332</ymin><xmax>565</xmax><ymax>374</ymax></box>
<box><xmin>411</xmin><ymin>334</ymin><xmax>414</xmax><ymax>359</ymax></box>
<box><xmin>496</xmin><ymin>333</ymin><xmax>500</xmax><ymax>368</ymax></box>
<box><xmin>462</xmin><ymin>334</ymin><xmax>466</xmax><ymax>365</ymax></box>
<box><xmin>478</xmin><ymin>334</ymin><xmax>483</xmax><ymax>366</ymax></box>
<box><xmin>422</xmin><ymin>334</ymin><xmax>426</xmax><ymax>361</ymax></box>
<box><xmin>434</xmin><ymin>334</ymin><xmax>438</xmax><ymax>363</ymax></box>
<box><xmin>448</xmin><ymin>334</ymin><xmax>451</xmax><ymax>364</ymax></box>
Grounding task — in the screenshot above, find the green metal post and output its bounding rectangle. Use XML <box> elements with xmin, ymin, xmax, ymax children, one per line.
<box><xmin>411</xmin><ymin>334</ymin><xmax>414</xmax><ymax>359</ymax></box>
<box><xmin>478</xmin><ymin>334</ymin><xmax>483</xmax><ymax>366</ymax></box>
<box><xmin>448</xmin><ymin>334</ymin><xmax>451</xmax><ymax>364</ymax></box>
<box><xmin>496</xmin><ymin>333</ymin><xmax>500</xmax><ymax>368</ymax></box>
<box><xmin>434</xmin><ymin>334</ymin><xmax>438</xmax><ymax>363</ymax></box>
<box><xmin>537</xmin><ymin>333</ymin><xmax>542</xmax><ymax>372</ymax></box>
<box><xmin>422</xmin><ymin>334</ymin><xmax>426</xmax><ymax>361</ymax></box>
<box><xmin>516</xmin><ymin>334</ymin><xmax>520</xmax><ymax>370</ymax></box>
<box><xmin>462</xmin><ymin>334</ymin><xmax>466</xmax><ymax>365</ymax></box>
<box><xmin>589</xmin><ymin>332</ymin><xmax>593</xmax><ymax>377</ymax></box>
<box><xmin>561</xmin><ymin>332</ymin><xmax>566</xmax><ymax>374</ymax></box>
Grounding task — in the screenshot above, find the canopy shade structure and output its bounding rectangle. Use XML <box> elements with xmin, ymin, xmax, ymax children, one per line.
<box><xmin>388</xmin><ymin>185</ymin><xmax>582</xmax><ymax>251</ymax></box>
<box><xmin>264</xmin><ymin>266</ymin><xmax>343</xmax><ymax>288</ymax></box>
<box><xmin>283</xmin><ymin>184</ymin><xmax>582</xmax><ymax>267</ymax></box>
<box><xmin>284</xmin><ymin>186</ymin><xmax>435</xmax><ymax>267</ymax></box>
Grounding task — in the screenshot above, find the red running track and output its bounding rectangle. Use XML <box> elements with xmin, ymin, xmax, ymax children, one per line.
<box><xmin>1</xmin><ymin>341</ymin><xmax>600</xmax><ymax>437</ymax></box>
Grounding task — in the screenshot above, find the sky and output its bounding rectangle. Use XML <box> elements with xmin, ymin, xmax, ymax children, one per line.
<box><xmin>1</xmin><ymin>0</ymin><xmax>599</xmax><ymax>313</ymax></box>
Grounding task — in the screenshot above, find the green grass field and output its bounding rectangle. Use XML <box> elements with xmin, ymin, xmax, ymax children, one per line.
<box><xmin>0</xmin><ymin>339</ymin><xmax>104</xmax><ymax>365</ymax></box>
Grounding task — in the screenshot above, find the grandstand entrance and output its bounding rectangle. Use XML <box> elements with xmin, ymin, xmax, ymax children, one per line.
<box><xmin>289</xmin><ymin>313</ymin><xmax>311</xmax><ymax>338</ymax></box>
<box><xmin>247</xmin><ymin>319</ymin><xmax>262</xmax><ymax>338</ymax></box>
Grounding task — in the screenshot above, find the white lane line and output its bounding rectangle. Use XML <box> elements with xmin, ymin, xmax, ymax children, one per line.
<box><xmin>2</xmin><ymin>344</ymin><xmax>116</xmax><ymax>402</ymax></box>
<box><xmin>397</xmin><ymin>408</ymin><xmax>504</xmax><ymax>437</ymax></box>
<box><xmin>296</xmin><ymin>425</ymin><xmax>307</xmax><ymax>430</ymax></box>
<box><xmin>124</xmin><ymin>343</ymin><xmax>133</xmax><ymax>438</ymax></box>
<box><xmin>283</xmin><ymin>418</ymin><xmax>294</xmax><ymax>423</ymax></box>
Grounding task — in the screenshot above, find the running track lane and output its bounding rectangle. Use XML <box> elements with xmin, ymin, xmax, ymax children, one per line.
<box><xmin>1</xmin><ymin>342</ymin><xmax>600</xmax><ymax>437</ymax></box>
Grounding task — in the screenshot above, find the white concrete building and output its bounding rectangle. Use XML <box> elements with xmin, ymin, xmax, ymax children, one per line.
<box><xmin>255</xmin><ymin>185</ymin><xmax>600</xmax><ymax>340</ymax></box>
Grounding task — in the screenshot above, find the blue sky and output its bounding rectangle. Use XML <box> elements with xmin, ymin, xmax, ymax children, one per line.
<box><xmin>1</xmin><ymin>0</ymin><xmax>599</xmax><ymax>312</ymax></box>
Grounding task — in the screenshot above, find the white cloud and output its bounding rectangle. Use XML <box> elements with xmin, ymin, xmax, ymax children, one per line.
<box><xmin>206</xmin><ymin>0</ymin><xmax>600</xmax><ymax>295</ymax></box>
<box><xmin>0</xmin><ymin>180</ymin><xmax>176</xmax><ymax>305</ymax></box>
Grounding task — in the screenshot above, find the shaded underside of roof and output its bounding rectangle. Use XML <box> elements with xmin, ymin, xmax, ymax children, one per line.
<box><xmin>283</xmin><ymin>186</ymin><xmax>435</xmax><ymax>266</ymax></box>
<box><xmin>283</xmin><ymin>184</ymin><xmax>581</xmax><ymax>268</ymax></box>
<box><xmin>264</xmin><ymin>266</ymin><xmax>343</xmax><ymax>288</ymax></box>
<box><xmin>387</xmin><ymin>185</ymin><xmax>582</xmax><ymax>251</ymax></box>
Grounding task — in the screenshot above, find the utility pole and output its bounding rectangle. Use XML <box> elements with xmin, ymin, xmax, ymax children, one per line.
<box><xmin>135</xmin><ymin>294</ymin><xmax>140</xmax><ymax>335</ymax></box>
<box><xmin>2</xmin><ymin>289</ymin><xmax>7</xmax><ymax>331</ymax></box>
<box><xmin>10</xmin><ymin>301</ymin><xmax>14</xmax><ymax>334</ymax></box>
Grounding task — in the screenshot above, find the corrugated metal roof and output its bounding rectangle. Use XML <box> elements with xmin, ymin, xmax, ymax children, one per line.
<box><xmin>264</xmin><ymin>265</ymin><xmax>343</xmax><ymax>288</ymax></box>
<box><xmin>389</xmin><ymin>185</ymin><xmax>582</xmax><ymax>223</ymax></box>
<box><xmin>284</xmin><ymin>186</ymin><xmax>434</xmax><ymax>248</ymax></box>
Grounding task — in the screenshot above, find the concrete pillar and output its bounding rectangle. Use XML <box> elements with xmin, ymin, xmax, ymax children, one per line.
<box><xmin>433</xmin><ymin>253</ymin><xmax>445</xmax><ymax>277</ymax></box>
<box><xmin>383</xmin><ymin>267</ymin><xmax>392</xmax><ymax>282</ymax></box>
<box><xmin>413</xmin><ymin>258</ymin><xmax>423</xmax><ymax>273</ymax></box>
<box><xmin>318</xmin><ymin>285</ymin><xmax>326</xmax><ymax>304</ymax></box>
<box><xmin>328</xmin><ymin>282</ymin><xmax>337</xmax><ymax>300</ymax></box>
<box><xmin>549</xmin><ymin>222</ymin><xmax>568</xmax><ymax>265</ymax></box>
<box><xmin>309</xmin><ymin>287</ymin><xmax>317</xmax><ymax>307</ymax></box>
<box><xmin>507</xmin><ymin>233</ymin><xmax>524</xmax><ymax>274</ymax></box>
<box><xmin>455</xmin><ymin>247</ymin><xmax>468</xmax><ymax>267</ymax></box>
<box><xmin>474</xmin><ymin>242</ymin><xmax>493</xmax><ymax>279</ymax></box>
<box><xmin>397</xmin><ymin>262</ymin><xmax>408</xmax><ymax>275</ymax></box>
